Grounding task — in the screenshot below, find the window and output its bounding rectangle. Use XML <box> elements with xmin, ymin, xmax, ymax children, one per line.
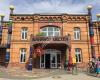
<box><xmin>41</xmin><ymin>26</ymin><xmax>60</xmax><ymax>36</ymax></box>
<box><xmin>21</xmin><ymin>27</ymin><xmax>28</xmax><ymax>40</ymax></box>
<box><xmin>20</xmin><ymin>48</ymin><xmax>26</xmax><ymax>63</ymax></box>
<box><xmin>75</xmin><ymin>48</ymin><xmax>82</xmax><ymax>63</ymax></box>
<box><xmin>74</xmin><ymin>27</ymin><xmax>80</xmax><ymax>40</ymax></box>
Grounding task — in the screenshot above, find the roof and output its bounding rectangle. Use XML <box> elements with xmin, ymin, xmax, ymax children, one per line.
<box><xmin>12</xmin><ymin>13</ymin><xmax>88</xmax><ymax>16</ymax></box>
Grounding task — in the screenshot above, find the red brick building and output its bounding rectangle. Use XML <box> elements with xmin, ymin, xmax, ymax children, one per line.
<box><xmin>0</xmin><ymin>5</ymin><xmax>100</xmax><ymax>69</ymax></box>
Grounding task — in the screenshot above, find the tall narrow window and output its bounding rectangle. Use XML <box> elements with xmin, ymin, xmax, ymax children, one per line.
<box><xmin>75</xmin><ymin>48</ymin><xmax>82</xmax><ymax>63</ymax></box>
<box><xmin>74</xmin><ymin>27</ymin><xmax>80</xmax><ymax>40</ymax></box>
<box><xmin>21</xmin><ymin>27</ymin><xmax>28</xmax><ymax>40</ymax></box>
<box><xmin>20</xmin><ymin>48</ymin><xmax>26</xmax><ymax>63</ymax></box>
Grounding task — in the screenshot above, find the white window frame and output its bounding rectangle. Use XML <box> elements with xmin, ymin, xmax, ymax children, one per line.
<box><xmin>21</xmin><ymin>28</ymin><xmax>28</xmax><ymax>40</ymax></box>
<box><xmin>40</xmin><ymin>27</ymin><xmax>60</xmax><ymax>37</ymax></box>
<box><xmin>74</xmin><ymin>28</ymin><xmax>80</xmax><ymax>40</ymax></box>
<box><xmin>20</xmin><ymin>48</ymin><xmax>26</xmax><ymax>63</ymax></box>
<box><xmin>75</xmin><ymin>48</ymin><xmax>82</xmax><ymax>63</ymax></box>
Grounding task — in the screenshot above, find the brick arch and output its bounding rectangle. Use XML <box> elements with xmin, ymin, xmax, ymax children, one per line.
<box><xmin>39</xmin><ymin>22</ymin><xmax>63</xmax><ymax>29</ymax></box>
<box><xmin>40</xmin><ymin>25</ymin><xmax>61</xmax><ymax>29</ymax></box>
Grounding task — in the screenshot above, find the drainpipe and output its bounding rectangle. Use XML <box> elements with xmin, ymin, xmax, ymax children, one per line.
<box><xmin>5</xmin><ymin>5</ymin><xmax>14</xmax><ymax>65</ymax></box>
<box><xmin>87</xmin><ymin>5</ymin><xmax>96</xmax><ymax>59</ymax></box>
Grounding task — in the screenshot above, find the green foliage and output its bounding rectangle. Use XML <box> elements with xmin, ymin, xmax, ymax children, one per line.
<box><xmin>36</xmin><ymin>32</ymin><xmax>45</xmax><ymax>36</ymax></box>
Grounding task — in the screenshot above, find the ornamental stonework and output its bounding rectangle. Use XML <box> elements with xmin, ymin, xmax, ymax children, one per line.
<box><xmin>10</xmin><ymin>14</ymin><xmax>89</xmax><ymax>23</ymax></box>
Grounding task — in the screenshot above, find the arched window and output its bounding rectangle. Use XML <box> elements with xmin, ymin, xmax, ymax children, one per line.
<box><xmin>40</xmin><ymin>26</ymin><xmax>60</xmax><ymax>36</ymax></box>
<box><xmin>21</xmin><ymin>27</ymin><xmax>28</xmax><ymax>40</ymax></box>
<box><xmin>74</xmin><ymin>27</ymin><xmax>80</xmax><ymax>40</ymax></box>
<box><xmin>75</xmin><ymin>48</ymin><xmax>82</xmax><ymax>63</ymax></box>
<box><xmin>20</xmin><ymin>48</ymin><xmax>26</xmax><ymax>63</ymax></box>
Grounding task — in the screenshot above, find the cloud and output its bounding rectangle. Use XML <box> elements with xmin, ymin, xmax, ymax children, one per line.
<box><xmin>0</xmin><ymin>0</ymin><xmax>100</xmax><ymax>20</ymax></box>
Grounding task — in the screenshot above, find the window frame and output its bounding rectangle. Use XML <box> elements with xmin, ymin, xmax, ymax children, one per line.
<box><xmin>75</xmin><ymin>48</ymin><xmax>82</xmax><ymax>63</ymax></box>
<box><xmin>40</xmin><ymin>26</ymin><xmax>60</xmax><ymax>37</ymax></box>
<box><xmin>74</xmin><ymin>27</ymin><xmax>81</xmax><ymax>40</ymax></box>
<box><xmin>20</xmin><ymin>48</ymin><xmax>26</xmax><ymax>63</ymax></box>
<box><xmin>21</xmin><ymin>27</ymin><xmax>28</xmax><ymax>40</ymax></box>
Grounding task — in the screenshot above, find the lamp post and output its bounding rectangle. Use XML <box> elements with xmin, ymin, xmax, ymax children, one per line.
<box><xmin>87</xmin><ymin>5</ymin><xmax>96</xmax><ymax>59</ymax></box>
<box><xmin>96</xmin><ymin>14</ymin><xmax>100</xmax><ymax>58</ymax></box>
<box><xmin>9</xmin><ymin>5</ymin><xmax>14</xmax><ymax>15</ymax></box>
<box><xmin>5</xmin><ymin>5</ymin><xmax>14</xmax><ymax>65</ymax></box>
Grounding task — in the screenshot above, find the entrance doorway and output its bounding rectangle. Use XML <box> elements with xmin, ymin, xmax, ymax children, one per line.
<box><xmin>45</xmin><ymin>54</ymin><xmax>50</xmax><ymax>68</ymax></box>
<box><xmin>40</xmin><ymin>49</ymin><xmax>61</xmax><ymax>69</ymax></box>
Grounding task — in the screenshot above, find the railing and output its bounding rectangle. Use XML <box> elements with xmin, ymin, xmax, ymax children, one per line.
<box><xmin>31</xmin><ymin>36</ymin><xmax>70</xmax><ymax>45</ymax></box>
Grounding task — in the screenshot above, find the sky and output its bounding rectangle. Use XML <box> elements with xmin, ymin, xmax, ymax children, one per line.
<box><xmin>0</xmin><ymin>0</ymin><xmax>100</xmax><ymax>20</ymax></box>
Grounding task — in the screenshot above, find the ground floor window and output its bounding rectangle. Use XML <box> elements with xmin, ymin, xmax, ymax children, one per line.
<box><xmin>75</xmin><ymin>48</ymin><xmax>82</xmax><ymax>63</ymax></box>
<box><xmin>20</xmin><ymin>48</ymin><xmax>26</xmax><ymax>63</ymax></box>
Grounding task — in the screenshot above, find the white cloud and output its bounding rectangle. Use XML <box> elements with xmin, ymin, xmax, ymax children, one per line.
<box><xmin>0</xmin><ymin>0</ymin><xmax>100</xmax><ymax>20</ymax></box>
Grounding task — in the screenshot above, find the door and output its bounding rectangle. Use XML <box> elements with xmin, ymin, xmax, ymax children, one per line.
<box><xmin>45</xmin><ymin>54</ymin><xmax>50</xmax><ymax>69</ymax></box>
<box><xmin>40</xmin><ymin>54</ymin><xmax>45</xmax><ymax>68</ymax></box>
<box><xmin>40</xmin><ymin>49</ymin><xmax>61</xmax><ymax>69</ymax></box>
<box><xmin>50</xmin><ymin>53</ymin><xmax>57</xmax><ymax>68</ymax></box>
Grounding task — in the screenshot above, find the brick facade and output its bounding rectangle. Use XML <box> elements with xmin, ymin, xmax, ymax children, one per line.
<box><xmin>0</xmin><ymin>8</ymin><xmax>100</xmax><ymax>69</ymax></box>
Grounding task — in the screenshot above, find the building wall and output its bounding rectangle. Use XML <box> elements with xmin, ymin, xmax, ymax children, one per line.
<box><xmin>1</xmin><ymin>14</ymin><xmax>100</xmax><ymax>68</ymax></box>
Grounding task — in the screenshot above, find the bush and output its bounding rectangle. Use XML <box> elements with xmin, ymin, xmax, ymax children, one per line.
<box><xmin>36</xmin><ymin>32</ymin><xmax>45</xmax><ymax>36</ymax></box>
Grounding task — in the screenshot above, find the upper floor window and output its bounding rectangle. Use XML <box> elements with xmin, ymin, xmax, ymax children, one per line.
<box><xmin>74</xmin><ymin>27</ymin><xmax>80</xmax><ymax>40</ymax></box>
<box><xmin>20</xmin><ymin>48</ymin><xmax>26</xmax><ymax>63</ymax></box>
<box><xmin>75</xmin><ymin>48</ymin><xmax>82</xmax><ymax>63</ymax></box>
<box><xmin>40</xmin><ymin>26</ymin><xmax>60</xmax><ymax>37</ymax></box>
<box><xmin>21</xmin><ymin>27</ymin><xmax>28</xmax><ymax>40</ymax></box>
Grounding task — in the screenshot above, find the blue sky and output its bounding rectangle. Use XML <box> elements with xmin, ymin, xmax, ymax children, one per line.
<box><xmin>0</xmin><ymin>0</ymin><xmax>100</xmax><ymax>20</ymax></box>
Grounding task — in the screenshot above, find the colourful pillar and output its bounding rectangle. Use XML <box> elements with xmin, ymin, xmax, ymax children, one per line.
<box><xmin>5</xmin><ymin>5</ymin><xmax>14</xmax><ymax>64</ymax></box>
<box><xmin>27</xmin><ymin>46</ymin><xmax>33</xmax><ymax>71</ymax></box>
<box><xmin>87</xmin><ymin>5</ymin><xmax>96</xmax><ymax>59</ymax></box>
<box><xmin>0</xmin><ymin>15</ymin><xmax>4</xmax><ymax>40</ymax></box>
<box><xmin>5</xmin><ymin>20</ymin><xmax>12</xmax><ymax>63</ymax></box>
<box><xmin>67</xmin><ymin>34</ymin><xmax>72</xmax><ymax>70</ymax></box>
<box><xmin>65</xmin><ymin>48</ymin><xmax>68</xmax><ymax>66</ymax></box>
<box><xmin>68</xmin><ymin>46</ymin><xmax>72</xmax><ymax>65</ymax></box>
<box><xmin>96</xmin><ymin>14</ymin><xmax>100</xmax><ymax>58</ymax></box>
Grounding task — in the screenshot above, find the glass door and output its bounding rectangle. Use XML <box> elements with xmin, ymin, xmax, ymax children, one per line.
<box><xmin>40</xmin><ymin>54</ymin><xmax>45</xmax><ymax>68</ymax></box>
<box><xmin>50</xmin><ymin>53</ymin><xmax>57</xmax><ymax>68</ymax></box>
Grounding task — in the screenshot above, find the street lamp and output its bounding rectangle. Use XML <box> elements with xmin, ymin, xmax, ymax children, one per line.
<box><xmin>87</xmin><ymin>5</ymin><xmax>96</xmax><ymax>59</ymax></box>
<box><xmin>97</xmin><ymin>14</ymin><xmax>100</xmax><ymax>22</ymax></box>
<box><xmin>9</xmin><ymin>5</ymin><xmax>14</xmax><ymax>15</ymax></box>
<box><xmin>0</xmin><ymin>14</ymin><xmax>5</xmax><ymax>22</ymax></box>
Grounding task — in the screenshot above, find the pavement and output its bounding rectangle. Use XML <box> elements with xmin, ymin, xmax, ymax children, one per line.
<box><xmin>0</xmin><ymin>67</ymin><xmax>99</xmax><ymax>80</ymax></box>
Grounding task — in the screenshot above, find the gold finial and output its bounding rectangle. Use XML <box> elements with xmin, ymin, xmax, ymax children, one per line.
<box><xmin>9</xmin><ymin>5</ymin><xmax>14</xmax><ymax>10</ymax></box>
<box><xmin>0</xmin><ymin>14</ymin><xmax>5</xmax><ymax>17</ymax></box>
<box><xmin>97</xmin><ymin>14</ymin><xmax>100</xmax><ymax>17</ymax></box>
<box><xmin>87</xmin><ymin>5</ymin><xmax>93</xmax><ymax>9</ymax></box>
